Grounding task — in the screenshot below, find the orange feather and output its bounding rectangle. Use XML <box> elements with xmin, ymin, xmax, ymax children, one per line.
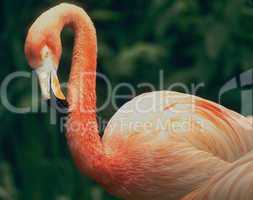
<box><xmin>25</xmin><ymin>3</ymin><xmax>253</xmax><ymax>200</ymax></box>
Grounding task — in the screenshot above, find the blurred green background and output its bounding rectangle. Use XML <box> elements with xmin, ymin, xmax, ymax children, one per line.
<box><xmin>0</xmin><ymin>0</ymin><xmax>253</xmax><ymax>199</ymax></box>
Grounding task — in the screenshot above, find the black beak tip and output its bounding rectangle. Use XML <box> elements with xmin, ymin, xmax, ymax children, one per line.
<box><xmin>47</xmin><ymin>98</ymin><xmax>69</xmax><ymax>114</ymax></box>
<box><xmin>47</xmin><ymin>92</ymin><xmax>69</xmax><ymax>114</ymax></box>
<box><xmin>47</xmin><ymin>72</ymin><xmax>69</xmax><ymax>113</ymax></box>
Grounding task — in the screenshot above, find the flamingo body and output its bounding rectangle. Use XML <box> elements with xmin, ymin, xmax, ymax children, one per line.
<box><xmin>101</xmin><ymin>91</ymin><xmax>253</xmax><ymax>200</ymax></box>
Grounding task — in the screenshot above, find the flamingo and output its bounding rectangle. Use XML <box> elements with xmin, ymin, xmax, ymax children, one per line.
<box><xmin>24</xmin><ymin>3</ymin><xmax>253</xmax><ymax>200</ymax></box>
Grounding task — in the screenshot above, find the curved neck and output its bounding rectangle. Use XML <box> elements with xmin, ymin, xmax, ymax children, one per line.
<box><xmin>52</xmin><ymin>4</ymin><xmax>107</xmax><ymax>183</ymax></box>
<box><xmin>61</xmin><ymin>5</ymin><xmax>97</xmax><ymax>114</ymax></box>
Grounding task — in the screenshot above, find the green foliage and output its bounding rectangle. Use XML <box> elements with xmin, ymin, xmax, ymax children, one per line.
<box><xmin>1</xmin><ymin>0</ymin><xmax>253</xmax><ymax>199</ymax></box>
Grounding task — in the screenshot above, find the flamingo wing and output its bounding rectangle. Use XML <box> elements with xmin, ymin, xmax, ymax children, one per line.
<box><xmin>181</xmin><ymin>150</ymin><xmax>253</xmax><ymax>200</ymax></box>
<box><xmin>101</xmin><ymin>91</ymin><xmax>253</xmax><ymax>200</ymax></box>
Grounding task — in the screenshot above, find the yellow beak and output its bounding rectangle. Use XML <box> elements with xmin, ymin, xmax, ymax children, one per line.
<box><xmin>35</xmin><ymin>57</ymin><xmax>66</xmax><ymax>103</ymax></box>
<box><xmin>50</xmin><ymin>71</ymin><xmax>66</xmax><ymax>100</ymax></box>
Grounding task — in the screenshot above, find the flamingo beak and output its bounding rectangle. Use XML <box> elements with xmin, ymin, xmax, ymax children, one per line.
<box><xmin>49</xmin><ymin>71</ymin><xmax>69</xmax><ymax>112</ymax></box>
<box><xmin>35</xmin><ymin>61</ymin><xmax>68</xmax><ymax>111</ymax></box>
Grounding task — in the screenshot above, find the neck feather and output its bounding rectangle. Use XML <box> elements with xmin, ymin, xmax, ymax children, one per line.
<box><xmin>51</xmin><ymin>3</ymin><xmax>106</xmax><ymax>181</ymax></box>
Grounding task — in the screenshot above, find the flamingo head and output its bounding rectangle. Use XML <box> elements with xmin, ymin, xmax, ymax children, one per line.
<box><xmin>24</xmin><ymin>21</ymin><xmax>66</xmax><ymax>105</ymax></box>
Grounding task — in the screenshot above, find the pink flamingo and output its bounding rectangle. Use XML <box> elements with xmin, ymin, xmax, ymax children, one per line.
<box><xmin>25</xmin><ymin>3</ymin><xmax>253</xmax><ymax>200</ymax></box>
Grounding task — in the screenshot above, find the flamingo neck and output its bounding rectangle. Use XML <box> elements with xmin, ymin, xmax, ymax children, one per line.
<box><xmin>54</xmin><ymin>4</ymin><xmax>106</xmax><ymax>182</ymax></box>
